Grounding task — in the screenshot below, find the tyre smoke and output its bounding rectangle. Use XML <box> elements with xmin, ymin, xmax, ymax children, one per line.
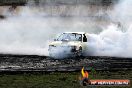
<box><xmin>0</xmin><ymin>0</ymin><xmax>132</xmax><ymax>58</ymax></box>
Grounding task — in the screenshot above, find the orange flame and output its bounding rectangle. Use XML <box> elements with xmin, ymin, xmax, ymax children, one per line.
<box><xmin>81</xmin><ymin>67</ymin><xmax>89</xmax><ymax>78</ymax></box>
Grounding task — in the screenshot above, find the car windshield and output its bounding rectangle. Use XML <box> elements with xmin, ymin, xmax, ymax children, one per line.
<box><xmin>56</xmin><ymin>33</ymin><xmax>82</xmax><ymax>41</ymax></box>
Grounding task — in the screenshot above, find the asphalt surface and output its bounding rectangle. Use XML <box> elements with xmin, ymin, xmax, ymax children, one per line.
<box><xmin>0</xmin><ymin>54</ymin><xmax>131</xmax><ymax>71</ymax></box>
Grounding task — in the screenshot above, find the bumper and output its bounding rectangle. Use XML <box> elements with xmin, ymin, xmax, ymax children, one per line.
<box><xmin>48</xmin><ymin>47</ymin><xmax>80</xmax><ymax>58</ymax></box>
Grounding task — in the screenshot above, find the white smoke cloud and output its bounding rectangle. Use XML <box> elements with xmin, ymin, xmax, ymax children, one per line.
<box><xmin>0</xmin><ymin>5</ymin><xmax>100</xmax><ymax>56</ymax></box>
<box><xmin>86</xmin><ymin>24</ymin><xmax>125</xmax><ymax>57</ymax></box>
<box><xmin>0</xmin><ymin>0</ymin><xmax>132</xmax><ymax>58</ymax></box>
<box><xmin>88</xmin><ymin>0</ymin><xmax>132</xmax><ymax>57</ymax></box>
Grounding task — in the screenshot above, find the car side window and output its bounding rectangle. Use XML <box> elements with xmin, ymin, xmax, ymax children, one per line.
<box><xmin>83</xmin><ymin>34</ymin><xmax>87</xmax><ymax>42</ymax></box>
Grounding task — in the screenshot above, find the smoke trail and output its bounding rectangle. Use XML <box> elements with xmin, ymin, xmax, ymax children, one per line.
<box><xmin>0</xmin><ymin>3</ymin><xmax>105</xmax><ymax>55</ymax></box>
<box><xmin>0</xmin><ymin>0</ymin><xmax>132</xmax><ymax>58</ymax></box>
<box><xmin>0</xmin><ymin>5</ymin><xmax>103</xmax><ymax>56</ymax></box>
<box><xmin>86</xmin><ymin>24</ymin><xmax>124</xmax><ymax>57</ymax></box>
<box><xmin>87</xmin><ymin>0</ymin><xmax>132</xmax><ymax>57</ymax></box>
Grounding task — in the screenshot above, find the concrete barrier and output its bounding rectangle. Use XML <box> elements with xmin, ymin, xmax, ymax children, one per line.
<box><xmin>0</xmin><ymin>0</ymin><xmax>119</xmax><ymax>6</ymax></box>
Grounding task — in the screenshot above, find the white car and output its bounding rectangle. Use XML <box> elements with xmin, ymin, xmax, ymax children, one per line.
<box><xmin>48</xmin><ymin>32</ymin><xmax>88</xmax><ymax>58</ymax></box>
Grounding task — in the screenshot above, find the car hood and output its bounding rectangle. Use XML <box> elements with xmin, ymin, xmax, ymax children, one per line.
<box><xmin>49</xmin><ymin>41</ymin><xmax>81</xmax><ymax>46</ymax></box>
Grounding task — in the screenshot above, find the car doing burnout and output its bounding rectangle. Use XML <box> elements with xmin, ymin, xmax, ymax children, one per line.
<box><xmin>48</xmin><ymin>32</ymin><xmax>88</xmax><ymax>58</ymax></box>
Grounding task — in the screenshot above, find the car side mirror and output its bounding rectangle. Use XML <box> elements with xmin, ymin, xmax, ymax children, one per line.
<box><xmin>83</xmin><ymin>37</ymin><xmax>87</xmax><ymax>42</ymax></box>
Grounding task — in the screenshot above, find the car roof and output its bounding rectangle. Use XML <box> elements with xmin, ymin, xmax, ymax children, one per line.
<box><xmin>64</xmin><ymin>32</ymin><xmax>85</xmax><ymax>34</ymax></box>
